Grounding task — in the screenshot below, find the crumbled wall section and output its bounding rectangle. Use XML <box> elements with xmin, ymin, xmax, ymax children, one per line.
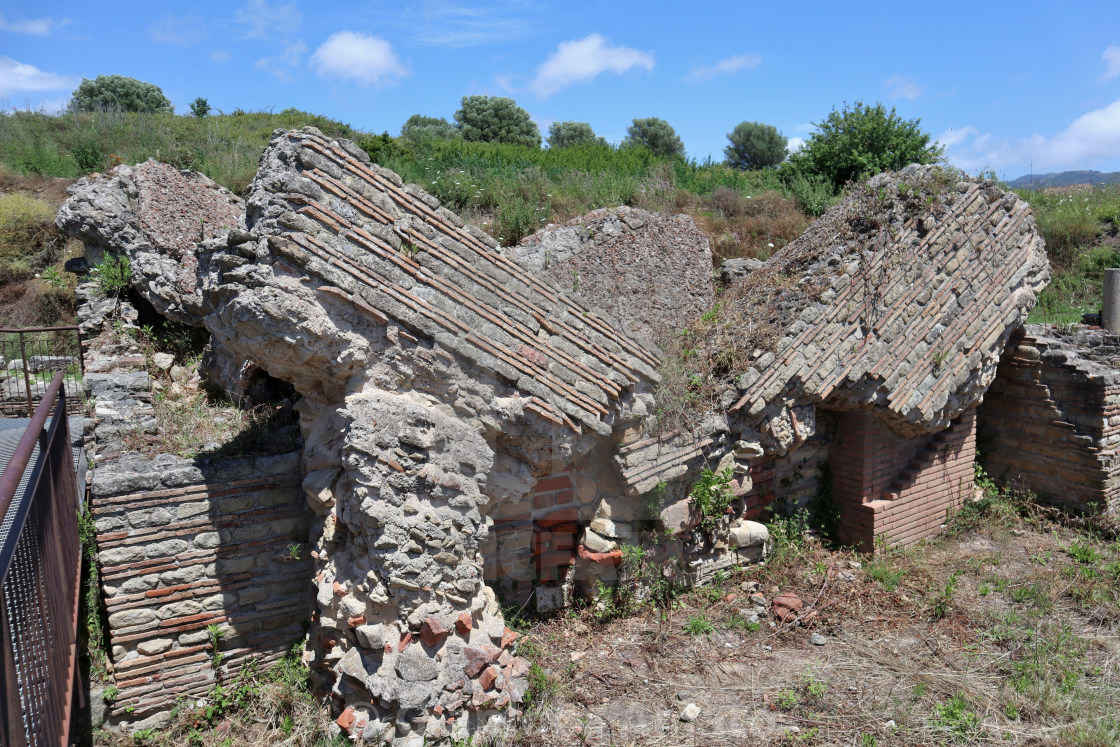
<box><xmin>979</xmin><ymin>326</ymin><xmax>1120</xmax><ymax>513</ymax></box>
<box><xmin>832</xmin><ymin>409</ymin><xmax>976</xmax><ymax>549</ymax></box>
<box><xmin>92</xmin><ymin>452</ymin><xmax>311</xmax><ymax>722</ymax></box>
<box><xmin>716</xmin><ymin>166</ymin><xmax>1048</xmax><ymax>456</ymax></box>
<box><xmin>511</xmin><ymin>207</ymin><xmax>714</xmax><ymax>346</ymax></box>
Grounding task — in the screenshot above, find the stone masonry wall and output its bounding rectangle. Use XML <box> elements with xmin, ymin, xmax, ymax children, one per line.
<box><xmin>93</xmin><ymin>451</ymin><xmax>311</xmax><ymax>724</ymax></box>
<box><xmin>978</xmin><ymin>326</ymin><xmax>1120</xmax><ymax>514</ymax></box>
<box><xmin>833</xmin><ymin>409</ymin><xmax>976</xmax><ymax>550</ymax></box>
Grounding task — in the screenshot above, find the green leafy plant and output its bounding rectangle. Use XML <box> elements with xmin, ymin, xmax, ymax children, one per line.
<box><xmin>69</xmin><ymin>75</ymin><xmax>174</xmax><ymax>114</ymax></box>
<box><xmin>622</xmin><ymin>117</ymin><xmax>685</xmax><ymax>158</ymax></box>
<box><xmin>689</xmin><ymin>467</ymin><xmax>736</xmax><ymax>529</ymax></box>
<box><xmin>775</xmin><ymin>688</ymin><xmax>799</xmax><ymax>711</ymax></box>
<box><xmin>933</xmin><ymin>692</ymin><xmax>982</xmax><ymax>742</ymax></box>
<box><xmin>71</xmin><ymin>139</ymin><xmax>103</xmax><ymax>173</ymax></box>
<box><xmin>931</xmin><ymin>571</ymin><xmax>960</xmax><ymax>618</ymax></box>
<box><xmin>207</xmin><ymin>623</ymin><xmax>225</xmax><ymax>669</ymax></box>
<box><xmin>724</xmin><ymin>121</ymin><xmax>787</xmax><ymax>170</ymax></box>
<box><xmin>189</xmin><ymin>97</ymin><xmax>211</xmax><ymax>118</ymax></box>
<box><xmin>785</xmin><ymin>100</ymin><xmax>943</xmax><ymax>191</ymax></box>
<box><xmin>683</xmin><ymin>614</ymin><xmax>714</xmax><ymax>635</ymax></box>
<box><xmin>93</xmin><ymin>253</ymin><xmax>131</xmax><ymax>297</ymax></box>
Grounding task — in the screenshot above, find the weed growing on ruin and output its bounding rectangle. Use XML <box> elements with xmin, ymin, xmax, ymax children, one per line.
<box><xmin>207</xmin><ymin>623</ymin><xmax>225</xmax><ymax>669</ymax></box>
<box><xmin>77</xmin><ymin>504</ymin><xmax>109</xmax><ymax>679</ymax></box>
<box><xmin>689</xmin><ymin>466</ymin><xmax>735</xmax><ymax>530</ymax></box>
<box><xmin>929</xmin><ymin>570</ymin><xmax>959</xmax><ymax>619</ymax></box>
<box><xmin>681</xmin><ymin>614</ymin><xmax>714</xmax><ymax>636</ymax></box>
<box><xmin>93</xmin><ymin>254</ymin><xmax>132</xmax><ymax>297</ymax></box>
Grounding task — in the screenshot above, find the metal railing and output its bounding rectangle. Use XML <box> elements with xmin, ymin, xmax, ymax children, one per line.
<box><xmin>0</xmin><ymin>327</ymin><xmax>84</xmax><ymax>419</ymax></box>
<box><xmin>0</xmin><ymin>372</ymin><xmax>82</xmax><ymax>746</ymax></box>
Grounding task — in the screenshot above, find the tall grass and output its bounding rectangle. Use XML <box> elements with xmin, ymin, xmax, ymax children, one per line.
<box><xmin>1018</xmin><ymin>185</ymin><xmax>1120</xmax><ymax>323</ymax></box>
<box><xmin>0</xmin><ymin>108</ymin><xmax>361</xmax><ymax>193</ymax></box>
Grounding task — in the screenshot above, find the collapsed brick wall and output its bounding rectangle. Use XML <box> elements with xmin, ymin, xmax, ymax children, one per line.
<box><xmin>483</xmin><ymin>449</ymin><xmax>620</xmax><ymax>609</ymax></box>
<box><xmin>832</xmin><ymin>409</ymin><xmax>976</xmax><ymax>549</ymax></box>
<box><xmin>93</xmin><ymin>452</ymin><xmax>311</xmax><ymax>723</ymax></box>
<box><xmin>978</xmin><ymin>327</ymin><xmax>1120</xmax><ymax>513</ymax></box>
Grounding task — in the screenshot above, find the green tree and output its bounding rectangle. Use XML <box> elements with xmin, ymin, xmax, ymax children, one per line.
<box><xmin>724</xmin><ymin>121</ymin><xmax>787</xmax><ymax>170</ymax></box>
<box><xmin>400</xmin><ymin>114</ymin><xmax>459</xmax><ymax>142</ymax></box>
<box><xmin>787</xmin><ymin>101</ymin><xmax>943</xmax><ymax>191</ymax></box>
<box><xmin>547</xmin><ymin>121</ymin><xmax>607</xmax><ymax>149</ymax></box>
<box><xmin>622</xmin><ymin>117</ymin><xmax>684</xmax><ymax>158</ymax></box>
<box><xmin>68</xmin><ymin>75</ymin><xmax>173</xmax><ymax>114</ymax></box>
<box><xmin>190</xmin><ymin>97</ymin><xmax>211</xmax><ymax>118</ymax></box>
<box><xmin>453</xmin><ymin>96</ymin><xmax>540</xmax><ymax>148</ymax></box>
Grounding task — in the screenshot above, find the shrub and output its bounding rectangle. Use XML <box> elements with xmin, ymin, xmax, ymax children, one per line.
<box><xmin>454</xmin><ymin>96</ymin><xmax>540</xmax><ymax>148</ymax></box>
<box><xmin>782</xmin><ymin>171</ymin><xmax>837</xmax><ymax>217</ymax></box>
<box><xmin>787</xmin><ymin>100</ymin><xmax>943</xmax><ymax>191</ymax></box>
<box><xmin>548</xmin><ymin>121</ymin><xmax>607</xmax><ymax>149</ymax></box>
<box><xmin>689</xmin><ymin>467</ymin><xmax>735</xmax><ymax>529</ymax></box>
<box><xmin>190</xmin><ymin>97</ymin><xmax>211</xmax><ymax>118</ymax></box>
<box><xmin>71</xmin><ymin>139</ymin><xmax>103</xmax><ymax>173</ymax></box>
<box><xmin>68</xmin><ymin>75</ymin><xmax>173</xmax><ymax>114</ymax></box>
<box><xmin>623</xmin><ymin>117</ymin><xmax>684</xmax><ymax>158</ymax></box>
<box><xmin>400</xmin><ymin>114</ymin><xmax>459</xmax><ymax>142</ymax></box>
<box><xmin>94</xmin><ymin>254</ymin><xmax>132</xmax><ymax>297</ymax></box>
<box><xmin>724</xmin><ymin>121</ymin><xmax>787</xmax><ymax>170</ymax></box>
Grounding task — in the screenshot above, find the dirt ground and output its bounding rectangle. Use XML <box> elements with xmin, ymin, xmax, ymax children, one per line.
<box><xmin>508</xmin><ymin>508</ymin><xmax>1120</xmax><ymax>747</ymax></box>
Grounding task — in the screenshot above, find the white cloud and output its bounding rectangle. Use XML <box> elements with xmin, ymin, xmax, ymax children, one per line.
<box><xmin>237</xmin><ymin>0</ymin><xmax>301</xmax><ymax>40</ymax></box>
<box><xmin>529</xmin><ymin>33</ymin><xmax>653</xmax><ymax>98</ymax></box>
<box><xmin>0</xmin><ymin>57</ymin><xmax>77</xmax><ymax>95</ymax></box>
<box><xmin>686</xmin><ymin>54</ymin><xmax>761</xmax><ymax>81</ymax></box>
<box><xmin>309</xmin><ymin>32</ymin><xmax>408</xmax><ymax>86</ymax></box>
<box><xmin>885</xmin><ymin>74</ymin><xmax>923</xmax><ymax>101</ymax></box>
<box><xmin>0</xmin><ymin>14</ymin><xmax>67</xmax><ymax>36</ymax></box>
<box><xmin>1103</xmin><ymin>45</ymin><xmax>1120</xmax><ymax>81</ymax></box>
<box><xmin>786</xmin><ymin>136</ymin><xmax>805</xmax><ymax>153</ymax></box>
<box><xmin>150</xmin><ymin>15</ymin><xmax>205</xmax><ymax>47</ymax></box>
<box><xmin>255</xmin><ymin>40</ymin><xmax>307</xmax><ymax>82</ymax></box>
<box><xmin>940</xmin><ymin>100</ymin><xmax>1120</xmax><ymax>172</ymax></box>
<box><xmin>211</xmin><ymin>50</ymin><xmax>231</xmax><ymax>66</ymax></box>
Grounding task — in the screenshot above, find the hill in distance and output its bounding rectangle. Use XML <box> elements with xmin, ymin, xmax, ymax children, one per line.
<box><xmin>1007</xmin><ymin>170</ymin><xmax>1120</xmax><ymax>189</ymax></box>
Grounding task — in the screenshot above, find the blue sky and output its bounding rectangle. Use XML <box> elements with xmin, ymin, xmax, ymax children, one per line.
<box><xmin>3</xmin><ymin>0</ymin><xmax>1120</xmax><ymax>180</ymax></box>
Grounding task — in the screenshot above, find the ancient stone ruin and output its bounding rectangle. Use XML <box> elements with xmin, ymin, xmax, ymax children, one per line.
<box><xmin>58</xmin><ymin>129</ymin><xmax>1054</xmax><ymax>743</ymax></box>
<box><xmin>510</xmin><ymin>206</ymin><xmax>714</xmax><ymax>346</ymax></box>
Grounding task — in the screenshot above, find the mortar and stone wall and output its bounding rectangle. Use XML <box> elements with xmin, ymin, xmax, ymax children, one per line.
<box><xmin>78</xmin><ymin>295</ymin><xmax>311</xmax><ymax>729</ymax></box>
<box><xmin>979</xmin><ymin>325</ymin><xmax>1120</xmax><ymax>514</ymax></box>
<box><xmin>93</xmin><ymin>451</ymin><xmax>310</xmax><ymax>725</ymax></box>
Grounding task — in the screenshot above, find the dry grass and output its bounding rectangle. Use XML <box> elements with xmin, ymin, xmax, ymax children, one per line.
<box><xmin>497</xmin><ymin>492</ymin><xmax>1120</xmax><ymax>747</ymax></box>
<box><xmin>688</xmin><ymin>188</ymin><xmax>811</xmax><ymax>265</ymax></box>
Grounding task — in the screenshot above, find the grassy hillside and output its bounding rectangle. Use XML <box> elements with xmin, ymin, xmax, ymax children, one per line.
<box><xmin>0</xmin><ymin>108</ymin><xmax>362</xmax><ymax>194</ymax></box>
<box><xmin>1016</xmin><ymin>185</ymin><xmax>1120</xmax><ymax>324</ymax></box>
<box><xmin>2</xmin><ymin>108</ymin><xmax>1119</xmax><ymax>329</ymax></box>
